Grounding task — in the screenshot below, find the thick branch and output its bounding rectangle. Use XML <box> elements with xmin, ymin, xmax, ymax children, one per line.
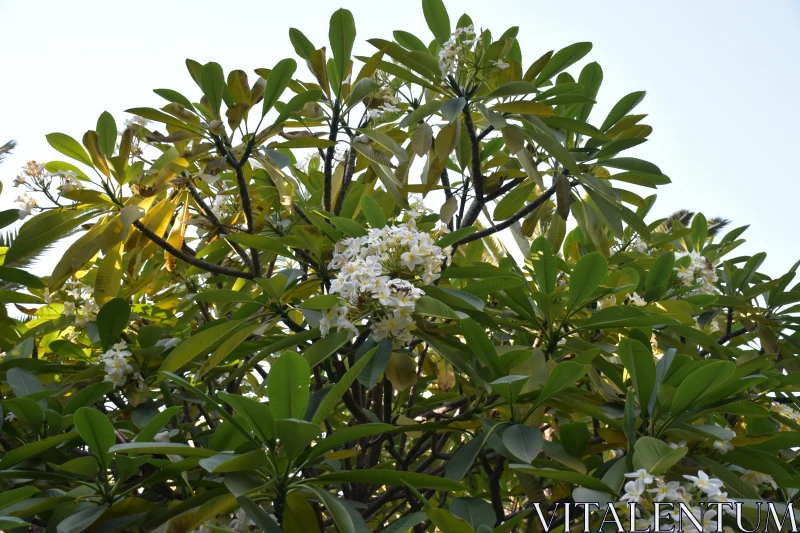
<box><xmin>334</xmin><ymin>148</ymin><xmax>357</xmax><ymax>216</ymax></box>
<box><xmin>186</xmin><ymin>180</ymin><xmax>253</xmax><ymax>270</ymax></box>
<box><xmin>323</xmin><ymin>105</ymin><xmax>341</xmax><ymax>212</ymax></box>
<box><xmin>699</xmin><ymin>327</ymin><xmax>748</xmax><ymax>356</ymax></box>
<box><xmin>213</xmin><ymin>135</ymin><xmax>262</xmax><ymax>277</ymax></box>
<box><xmin>462</xmin><ymin>106</ymin><xmax>484</xmax><ymax>200</ymax></box>
<box><xmin>132</xmin><ymin>220</ymin><xmax>253</xmax><ymax>279</ymax></box>
<box><xmin>454</xmin><ymin>182</ymin><xmax>559</xmax><ymax>246</ymax></box>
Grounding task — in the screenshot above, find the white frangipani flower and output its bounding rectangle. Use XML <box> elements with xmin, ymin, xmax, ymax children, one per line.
<box><xmin>683</xmin><ymin>470</ymin><xmax>724</xmax><ymax>496</ymax></box>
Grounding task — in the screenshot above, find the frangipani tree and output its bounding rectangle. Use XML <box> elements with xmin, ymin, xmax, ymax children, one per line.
<box><xmin>1</xmin><ymin>1</ymin><xmax>799</xmax><ymax>532</ymax></box>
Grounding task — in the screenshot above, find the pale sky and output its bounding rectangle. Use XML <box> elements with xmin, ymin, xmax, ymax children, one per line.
<box><xmin>1</xmin><ymin>0</ymin><xmax>798</xmax><ymax>277</ymax></box>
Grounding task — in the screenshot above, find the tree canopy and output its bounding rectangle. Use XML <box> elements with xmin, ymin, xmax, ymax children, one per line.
<box><xmin>1</xmin><ymin>1</ymin><xmax>799</xmax><ymax>532</ymax></box>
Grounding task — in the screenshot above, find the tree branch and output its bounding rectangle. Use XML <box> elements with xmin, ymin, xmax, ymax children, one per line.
<box><xmin>186</xmin><ymin>180</ymin><xmax>254</xmax><ymax>270</ymax></box>
<box><xmin>323</xmin><ymin>104</ymin><xmax>341</xmax><ymax>212</ymax></box>
<box><xmin>699</xmin><ymin>327</ymin><xmax>748</xmax><ymax>356</ymax></box>
<box><xmin>454</xmin><ymin>181</ymin><xmax>559</xmax><ymax>246</ymax></box>
<box><xmin>213</xmin><ymin>135</ymin><xmax>262</xmax><ymax>277</ymax></box>
<box><xmin>334</xmin><ymin>148</ymin><xmax>357</xmax><ymax>216</ymax></box>
<box><xmin>132</xmin><ymin>220</ymin><xmax>253</xmax><ymax>279</ymax></box>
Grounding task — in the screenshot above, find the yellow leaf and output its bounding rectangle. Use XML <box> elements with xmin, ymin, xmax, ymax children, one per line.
<box><xmin>94</xmin><ymin>241</ymin><xmax>124</xmax><ymax>305</ymax></box>
<box><xmin>385</xmin><ymin>352</ymin><xmax>418</xmax><ymax>392</ymax></box>
<box><xmin>164</xmin><ymin>194</ymin><xmax>189</xmax><ymax>272</ymax></box>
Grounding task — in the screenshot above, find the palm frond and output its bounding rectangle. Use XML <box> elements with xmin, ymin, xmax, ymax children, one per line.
<box><xmin>0</xmin><ymin>140</ymin><xmax>15</xmax><ymax>163</ymax></box>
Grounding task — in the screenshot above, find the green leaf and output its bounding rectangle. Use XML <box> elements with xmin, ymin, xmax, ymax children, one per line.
<box><xmin>536</xmin><ymin>362</ymin><xmax>590</xmax><ymax>407</ymax></box>
<box><xmin>276</xmin><ymin>419</ymin><xmax>321</xmax><ymax>460</ymax></box>
<box><xmin>530</xmin><ymin>236</ymin><xmax>557</xmax><ymax>294</ymax></box>
<box><xmin>269</xmin><ymin>351</ymin><xmax>311</xmax><ymax>420</ymax></box>
<box><xmin>218</xmin><ymin>392</ymin><xmax>277</xmax><ymax>445</ymax></box>
<box><xmin>4</xmin><ymin>207</ymin><xmax>96</xmax><ymax>266</ymax></box>
<box><xmin>0</xmin><ymin>432</ymin><xmax>77</xmax><ymax>469</ymax></box>
<box><xmin>580</xmin><ymin>306</ymin><xmax>680</xmax><ymax>330</ymax></box>
<box><xmin>358</xmin><ymin>338</ymin><xmax>393</xmax><ymax>389</ymax></box>
<box><xmin>96</xmin><ymin>297</ymin><xmax>131</xmax><ymax>352</ymax></box>
<box><xmin>540</xmin><ymin>116</ymin><xmax>608</xmax><ymax>141</ymax></box>
<box><xmin>158</xmin><ymin>319</ymin><xmax>247</xmax><ymax>376</ymax></box>
<box><xmin>527</xmin><ymin>124</ymin><xmax>579</xmax><ymax>174</ymax></box>
<box><xmin>426</xmin><ymin>509</ymin><xmax>473</xmax><ymax>533</ymax></box>
<box><xmin>154</xmin><ymin>88</ymin><xmax>195</xmax><ymax>109</ymax></box>
<box><xmin>415</xmin><ymin>294</ymin><xmax>460</xmax><ymax>319</ymax></box>
<box><xmin>330</xmin><ymin>216</ymin><xmax>368</xmax><ymax>237</ymax></box>
<box><xmin>599</xmin><ymin>157</ymin><xmax>662</xmax><ymax>175</ymax></box>
<box><xmin>422</xmin><ymin>0</ymin><xmax>451</xmax><ymax>44</ymax></box>
<box><xmin>46</xmin><ymin>132</ymin><xmax>92</xmax><ymax>166</ymax></box>
<box><xmin>534</xmin><ymin>42</ymin><xmax>592</xmax><ymax>86</ymax></box>
<box><xmin>135</xmin><ymin>406</ymin><xmax>181</xmax><ymax>442</ymax></box>
<box><xmin>289</xmin><ymin>28</ymin><xmax>316</xmax><ymax>61</ymax></box>
<box><xmin>510</xmin><ymin>465</ymin><xmax>613</xmax><ymax>493</ymax></box>
<box><xmin>64</xmin><ymin>381</ymin><xmax>114</xmax><ymax>415</ymax></box>
<box><xmin>435</xmin><ymin>226</ymin><xmax>478</xmax><ymax>248</ymax></box>
<box><xmin>494</xmin><ymin>182</ymin><xmax>535</xmax><ymax>221</ymax></box>
<box><xmin>315</xmin><ymin>469</ymin><xmax>462</xmax><ymax>491</ymax></box>
<box><xmin>3</xmin><ymin>397</ymin><xmax>43</xmax><ymax>433</ymax></box>
<box><xmin>487</xmin><ymin>81</ymin><xmax>538</xmax><ymax>98</ymax></box>
<box><xmin>305</xmin><ymin>423</ymin><xmax>394</xmax><ymax>461</ymax></box>
<box><xmin>383</xmin><ymin>512</ymin><xmax>426</xmax><ymax>533</ymax></box>
<box><xmin>400</xmin><ymin>100</ymin><xmax>443</xmax><ymax>128</ymax></box>
<box><xmin>0</xmin><ymin>486</ymin><xmax>38</xmax><ymax>510</ymax></box>
<box><xmin>238</xmin><ymin>497</ymin><xmax>284</xmax><ymax>533</ymax></box>
<box><xmin>360</xmin><ymin>195</ymin><xmax>387</xmax><ymax>228</ymax></box>
<box><xmin>568</xmin><ymin>252</ymin><xmax>608</xmax><ymax>306</ymax></box>
<box><xmin>0</xmin><ymin>290</ymin><xmax>43</xmax><ymax>304</ymax></box>
<box><xmin>618</xmin><ymin>339</ymin><xmax>656</xmax><ymax>414</ymax></box>
<box><xmin>0</xmin><ymin>517</ymin><xmax>29</xmax><ymax>530</ymax></box>
<box><xmin>304</xmin><ymin>329</ymin><xmax>351</xmax><ymax>367</ymax></box>
<box><xmin>445</xmin><ymin>434</ymin><xmax>485</xmax><ymax>482</ymax></box>
<box><xmin>347</xmin><ymin>78</ymin><xmax>378</xmax><ymax>106</ymax></box>
<box><xmin>5</xmin><ymin>367</ymin><xmax>43</xmax><ymax>397</ymax></box>
<box><xmin>200</xmin><ymin>62</ymin><xmax>225</xmax><ymax>116</ymax></box>
<box><xmin>0</xmin><ymin>266</ymin><xmax>45</xmax><ymax>288</ymax></box>
<box><xmin>502</xmin><ymin>425</ymin><xmax>544</xmax><ymax>463</ymax></box>
<box><xmin>312</xmin><ymin>346</ymin><xmax>377</xmax><ymax>424</ymax></box>
<box><xmin>329</xmin><ymin>8</ymin><xmax>356</xmax><ymax>93</ymax></box>
<box><xmin>305</xmin><ymin>486</ymin><xmax>355</xmax><ymax>533</ymax></box>
<box><xmin>460</xmin><ymin>318</ymin><xmax>503</xmax><ymax>378</ymax></box>
<box><xmin>74</xmin><ymin>407</ymin><xmax>116</xmax><ymax>468</ymax></box>
<box><xmin>300</xmin><ymin>294</ymin><xmax>341</xmax><ymax>310</ymax></box>
<box><xmin>645</xmin><ymin>251</ymin><xmax>674</xmax><ymax>301</ymax></box>
<box><xmin>109</xmin><ymin>442</ymin><xmax>219</xmax><ymax>457</ymax></box>
<box><xmin>358</xmin><ymin>127</ymin><xmax>409</xmax><ymax>160</ymax></box>
<box><xmin>56</xmin><ymin>504</ymin><xmax>107</xmax><ymax>533</ymax></box>
<box><xmin>274</xmin><ymin>89</ymin><xmax>323</xmax><ymax>126</ymax></box>
<box><xmin>96</xmin><ymin>111</ymin><xmax>117</xmax><ymax>158</ymax></box>
<box><xmin>671</xmin><ymin>360</ymin><xmax>736</xmax><ymax>414</ymax></box>
<box><xmin>193</xmin><ymin>290</ymin><xmax>256</xmax><ymax>304</ymax></box>
<box><xmin>492</xmin><ymin>100</ymin><xmax>556</xmax><ymax>116</ymax></box>
<box><xmin>632</xmin><ymin>437</ymin><xmax>687</xmax><ymax>475</ymax></box>
<box><xmin>600</xmin><ymin>91</ymin><xmax>646</xmax><ymax>132</ymax></box>
<box><xmin>262</xmin><ymin>58</ymin><xmax>298</xmax><ymax>116</ymax></box>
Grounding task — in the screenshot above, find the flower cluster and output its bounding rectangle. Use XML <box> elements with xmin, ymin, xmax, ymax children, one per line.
<box><xmin>323</xmin><ymin>220</ymin><xmax>450</xmax><ymax>343</ymax></box>
<box><xmin>15</xmin><ymin>193</ymin><xmax>37</xmax><ymax>219</ymax></box>
<box><xmin>770</xmin><ymin>401</ymin><xmax>800</xmax><ymax>425</ymax></box>
<box><xmin>13</xmin><ymin>160</ymin><xmax>46</xmax><ymax>188</ymax></box>
<box><xmin>674</xmin><ymin>250</ymin><xmax>718</xmax><ymax>296</ymax></box>
<box><xmin>58</xmin><ymin>169</ymin><xmax>83</xmax><ymax>194</ymax></box>
<box><xmin>438</xmin><ymin>25</ymin><xmax>479</xmax><ymax>79</ymax></box>
<box><xmin>367</xmin><ymin>89</ymin><xmax>401</xmax><ymax>121</ymax></box>
<box><xmin>617</xmin><ymin>468</ymin><xmax>735</xmax><ymax>533</ymax></box>
<box><xmin>99</xmin><ymin>342</ymin><xmax>143</xmax><ymax>389</ymax></box>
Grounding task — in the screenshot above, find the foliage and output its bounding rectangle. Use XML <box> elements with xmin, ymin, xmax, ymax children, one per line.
<box><xmin>1</xmin><ymin>1</ymin><xmax>800</xmax><ymax>532</ymax></box>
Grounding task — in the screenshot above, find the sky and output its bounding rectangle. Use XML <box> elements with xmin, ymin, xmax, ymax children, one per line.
<box><xmin>1</xmin><ymin>0</ymin><xmax>798</xmax><ymax>278</ymax></box>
